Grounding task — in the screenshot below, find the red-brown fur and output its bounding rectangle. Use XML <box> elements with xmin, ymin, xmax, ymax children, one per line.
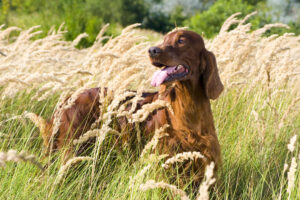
<box><xmin>42</xmin><ymin>30</ymin><xmax>223</xmax><ymax>184</ymax></box>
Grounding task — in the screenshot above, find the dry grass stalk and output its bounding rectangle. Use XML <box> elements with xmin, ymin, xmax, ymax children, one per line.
<box><xmin>104</xmin><ymin>91</ymin><xmax>136</xmax><ymax>116</ymax></box>
<box><xmin>73</xmin><ymin>129</ymin><xmax>101</xmax><ymax>145</ymax></box>
<box><xmin>287</xmin><ymin>157</ymin><xmax>298</xmax><ymax>197</ymax></box>
<box><xmin>197</xmin><ymin>162</ymin><xmax>216</xmax><ymax>200</ymax></box>
<box><xmin>48</xmin><ymin>91</ymin><xmax>72</xmax><ymax>151</ymax></box>
<box><xmin>73</xmin><ymin>128</ymin><xmax>120</xmax><ymax>145</ymax></box>
<box><xmin>55</xmin><ymin>156</ymin><xmax>93</xmax><ymax>184</ymax></box>
<box><xmin>140</xmin><ymin>124</ymin><xmax>169</xmax><ymax>157</ymax></box>
<box><xmin>251</xmin><ymin>110</ymin><xmax>266</xmax><ymax>142</ymax></box>
<box><xmin>140</xmin><ymin>154</ymin><xmax>169</xmax><ymax>166</ymax></box>
<box><xmin>129</xmin><ymin>164</ymin><xmax>151</xmax><ymax>189</ymax></box>
<box><xmin>139</xmin><ymin>180</ymin><xmax>190</xmax><ymax>200</ymax></box>
<box><xmin>72</xmin><ymin>32</ymin><xmax>88</xmax><ymax>47</ymax></box>
<box><xmin>287</xmin><ymin>135</ymin><xmax>297</xmax><ymax>153</ymax></box>
<box><xmin>117</xmin><ymin>88</ymin><xmax>145</xmax><ymax>118</ymax></box>
<box><xmin>278</xmin><ymin>97</ymin><xmax>300</xmax><ymax>129</ymax></box>
<box><xmin>131</xmin><ymin>100</ymin><xmax>173</xmax><ymax>123</ymax></box>
<box><xmin>169</xmin><ymin>26</ymin><xmax>189</xmax><ymax>34</ymax></box>
<box><xmin>162</xmin><ymin>152</ymin><xmax>205</xmax><ymax>169</ymax></box>
<box><xmin>0</xmin><ymin>114</ymin><xmax>24</xmax><ymax>126</ymax></box>
<box><xmin>278</xmin><ymin>135</ymin><xmax>299</xmax><ymax>200</ymax></box>
<box><xmin>206</xmin><ymin>12</ymin><xmax>299</xmax><ymax>90</ymax></box>
<box><xmin>0</xmin><ymin>149</ymin><xmax>43</xmax><ymax>170</ymax></box>
<box><xmin>24</xmin><ymin>111</ymin><xmax>47</xmax><ymax>137</ymax></box>
<box><xmin>74</xmin><ymin>91</ymin><xmax>135</xmax><ymax>146</ymax></box>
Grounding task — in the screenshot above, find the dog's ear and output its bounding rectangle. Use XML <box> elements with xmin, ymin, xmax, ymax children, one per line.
<box><xmin>201</xmin><ymin>50</ymin><xmax>224</xmax><ymax>100</ymax></box>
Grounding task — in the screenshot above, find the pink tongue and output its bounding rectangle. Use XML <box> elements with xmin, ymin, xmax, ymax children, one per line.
<box><xmin>151</xmin><ymin>66</ymin><xmax>177</xmax><ymax>87</ymax></box>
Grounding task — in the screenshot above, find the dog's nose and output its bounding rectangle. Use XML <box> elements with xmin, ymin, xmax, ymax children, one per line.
<box><xmin>148</xmin><ymin>47</ymin><xmax>161</xmax><ymax>57</ymax></box>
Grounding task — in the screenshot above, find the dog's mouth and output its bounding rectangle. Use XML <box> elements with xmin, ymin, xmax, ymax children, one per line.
<box><xmin>151</xmin><ymin>64</ymin><xmax>190</xmax><ymax>87</ymax></box>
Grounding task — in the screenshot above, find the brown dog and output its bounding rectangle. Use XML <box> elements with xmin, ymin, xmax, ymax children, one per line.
<box><xmin>41</xmin><ymin>30</ymin><xmax>223</xmax><ymax>184</ymax></box>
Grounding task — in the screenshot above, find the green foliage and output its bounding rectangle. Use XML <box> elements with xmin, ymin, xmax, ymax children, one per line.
<box><xmin>1</xmin><ymin>0</ymin><xmax>300</xmax><ymax>45</ymax></box>
<box><xmin>0</xmin><ymin>0</ymin><xmax>142</xmax><ymax>47</ymax></box>
<box><xmin>1</xmin><ymin>0</ymin><xmax>10</xmax><ymax>23</ymax></box>
<box><xmin>142</xmin><ymin>4</ymin><xmax>186</xmax><ymax>33</ymax></box>
<box><xmin>120</xmin><ymin>0</ymin><xmax>148</xmax><ymax>26</ymax></box>
<box><xmin>288</xmin><ymin>19</ymin><xmax>300</xmax><ymax>35</ymax></box>
<box><xmin>185</xmin><ymin>0</ymin><xmax>272</xmax><ymax>38</ymax></box>
<box><xmin>169</xmin><ymin>6</ymin><xmax>186</xmax><ymax>29</ymax></box>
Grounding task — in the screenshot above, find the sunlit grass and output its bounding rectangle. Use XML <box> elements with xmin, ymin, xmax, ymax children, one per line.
<box><xmin>0</xmin><ymin>85</ymin><xmax>298</xmax><ymax>200</ymax></box>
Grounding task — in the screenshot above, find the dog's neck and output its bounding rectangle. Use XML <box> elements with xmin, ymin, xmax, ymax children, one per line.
<box><xmin>159</xmin><ymin>81</ymin><xmax>215</xmax><ymax>132</ymax></box>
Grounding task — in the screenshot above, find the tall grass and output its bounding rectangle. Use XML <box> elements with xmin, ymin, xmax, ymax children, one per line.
<box><xmin>0</xmin><ymin>13</ymin><xmax>299</xmax><ymax>199</ymax></box>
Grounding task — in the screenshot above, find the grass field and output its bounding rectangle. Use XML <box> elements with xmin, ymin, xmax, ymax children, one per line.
<box><xmin>0</xmin><ymin>13</ymin><xmax>299</xmax><ymax>200</ymax></box>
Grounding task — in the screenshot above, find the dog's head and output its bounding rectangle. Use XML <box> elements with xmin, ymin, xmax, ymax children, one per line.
<box><xmin>149</xmin><ymin>30</ymin><xmax>223</xmax><ymax>100</ymax></box>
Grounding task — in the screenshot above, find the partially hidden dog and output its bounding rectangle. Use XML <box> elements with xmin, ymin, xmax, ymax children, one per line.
<box><xmin>39</xmin><ymin>30</ymin><xmax>224</xmax><ymax>184</ymax></box>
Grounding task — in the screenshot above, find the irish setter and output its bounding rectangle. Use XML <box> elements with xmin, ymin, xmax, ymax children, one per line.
<box><xmin>41</xmin><ymin>30</ymin><xmax>223</xmax><ymax>184</ymax></box>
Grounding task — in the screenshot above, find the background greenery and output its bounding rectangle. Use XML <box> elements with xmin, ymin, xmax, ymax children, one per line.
<box><xmin>1</xmin><ymin>0</ymin><xmax>300</xmax><ymax>47</ymax></box>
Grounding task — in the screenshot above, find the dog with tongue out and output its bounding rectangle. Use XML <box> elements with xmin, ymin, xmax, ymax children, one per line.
<box><xmin>151</xmin><ymin>64</ymin><xmax>189</xmax><ymax>87</ymax></box>
<box><xmin>147</xmin><ymin>30</ymin><xmax>223</xmax><ymax>187</ymax></box>
<box><xmin>36</xmin><ymin>29</ymin><xmax>223</xmax><ymax>187</ymax></box>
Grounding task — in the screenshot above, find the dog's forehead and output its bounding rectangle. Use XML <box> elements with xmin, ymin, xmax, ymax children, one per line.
<box><xmin>163</xmin><ymin>31</ymin><xmax>184</xmax><ymax>42</ymax></box>
<box><xmin>163</xmin><ymin>30</ymin><xmax>203</xmax><ymax>44</ymax></box>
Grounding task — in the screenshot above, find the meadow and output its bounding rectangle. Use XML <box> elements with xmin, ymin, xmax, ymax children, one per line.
<box><xmin>0</xmin><ymin>13</ymin><xmax>299</xmax><ymax>200</ymax></box>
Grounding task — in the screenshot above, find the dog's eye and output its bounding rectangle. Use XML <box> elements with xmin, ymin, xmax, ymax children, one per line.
<box><xmin>178</xmin><ymin>38</ymin><xmax>184</xmax><ymax>44</ymax></box>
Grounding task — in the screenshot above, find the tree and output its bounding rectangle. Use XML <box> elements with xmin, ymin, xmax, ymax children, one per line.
<box><xmin>185</xmin><ymin>0</ymin><xmax>271</xmax><ymax>38</ymax></box>
<box><xmin>120</xmin><ymin>0</ymin><xmax>148</xmax><ymax>25</ymax></box>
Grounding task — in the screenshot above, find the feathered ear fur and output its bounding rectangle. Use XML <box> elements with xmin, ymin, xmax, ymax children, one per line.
<box><xmin>201</xmin><ymin>50</ymin><xmax>224</xmax><ymax>100</ymax></box>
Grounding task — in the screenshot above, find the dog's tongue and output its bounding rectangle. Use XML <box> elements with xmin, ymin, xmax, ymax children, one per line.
<box><xmin>151</xmin><ymin>66</ymin><xmax>177</xmax><ymax>87</ymax></box>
